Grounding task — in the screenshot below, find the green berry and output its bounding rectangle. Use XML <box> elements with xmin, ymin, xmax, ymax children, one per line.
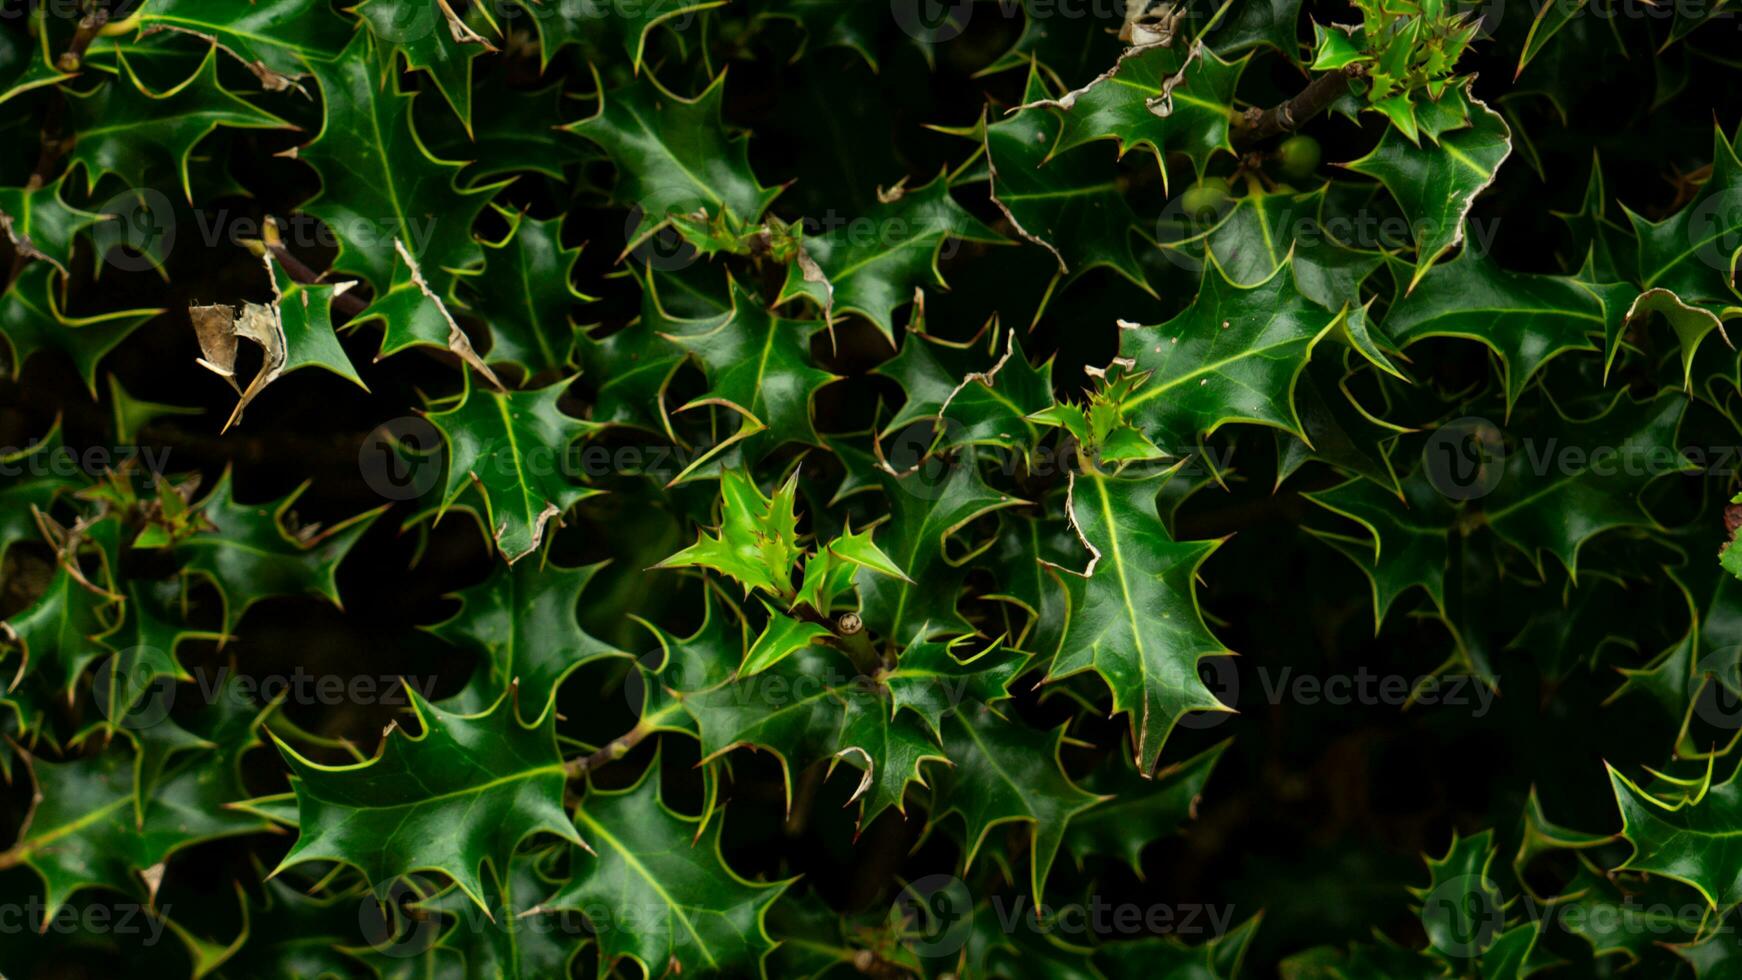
<box><xmin>1276</xmin><ymin>135</ymin><xmax>1322</xmax><ymax>180</ymax></box>
<box><xmin>1179</xmin><ymin>177</ymin><xmax>1231</xmax><ymax>219</ymax></box>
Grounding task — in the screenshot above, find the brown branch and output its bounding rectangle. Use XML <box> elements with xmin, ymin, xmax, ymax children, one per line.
<box><xmin>790</xmin><ymin>602</ymin><xmax>884</xmax><ymax>674</ymax></box>
<box><xmin>258</xmin><ymin>226</ymin><xmax>369</xmax><ymax>318</ymax></box>
<box><xmin>564</xmin><ymin>721</ymin><xmax>656</xmax><ymax>778</ymax></box>
<box><xmin>4</xmin><ymin>6</ymin><xmax>110</xmax><ymax>291</ymax></box>
<box><xmin>1231</xmin><ymin>65</ymin><xmax>1366</xmax><ymax>148</ymax></box>
<box><xmin>58</xmin><ymin>7</ymin><xmax>112</xmax><ymax>75</ymax></box>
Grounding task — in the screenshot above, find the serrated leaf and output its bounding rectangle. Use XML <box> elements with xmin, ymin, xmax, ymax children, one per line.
<box><xmin>986</xmin><ymin>64</ymin><xmax>1148</xmax><ymax>286</ymax></box>
<box><xmin>299</xmin><ymin>31</ymin><xmax>497</xmax><ymax>293</ymax></box>
<box><xmin>1344</xmin><ymin>87</ymin><xmax>1511</xmax><ymax>289</ymax></box>
<box><xmin>429</xmin><ymin>375</ymin><xmax>598</xmax><ymax>564</ymax></box>
<box><xmin>1383</xmin><ymin>249</ymin><xmax>1633</xmax><ymax>411</ymax></box>
<box><xmin>430</xmin><ymin>557</ymin><xmax>620</xmax><ymax>724</ymax></box>
<box><xmin>658</xmin><ymin>469</ymin><xmax>804</xmax><ymax>598</ymax></box>
<box><xmin>547</xmin><ymin>755</ymin><xmax>788</xmax><ymax>978</ymax></box>
<box><xmin>0</xmin><ymin>174</ymin><xmax>108</xmax><ymax>275</ymax></box>
<box><xmin>567</xmin><ymin>67</ymin><xmax>780</xmax><ymax>255</ymax></box>
<box><xmin>272</xmin><ymin>690</ymin><xmax>581</xmax><ymax>913</ymax></box>
<box><xmin>1110</xmin><ymin>256</ymin><xmax>1347</xmax><ymax>449</ymax></box>
<box><xmin>172</xmin><ymin>469</ymin><xmax>382</xmax><ymax>633</ymax></box>
<box><xmin>1026</xmin><ymin>40</ymin><xmax>1246</xmax><ymax>191</ymax></box>
<box><xmin>1047</xmin><ymin>467</ymin><xmax>1229</xmax><ymax>775</ymax></box>
<box><xmin>453</xmin><ymin>210</ymin><xmax>592</xmax><ymax>376</ymax></box>
<box><xmin>1</xmin><ymin>263</ymin><xmax>162</xmax><ymax>396</ymax></box>
<box><xmin>934</xmin><ymin>703</ymin><xmax>1104</xmax><ymax>906</ymax></box>
<box><xmin>777</xmin><ymin>174</ymin><xmax>1005</xmax><ymax>339</ymax></box>
<box><xmin>66</xmin><ymin>46</ymin><xmax>290</xmax><ymax>200</ymax></box>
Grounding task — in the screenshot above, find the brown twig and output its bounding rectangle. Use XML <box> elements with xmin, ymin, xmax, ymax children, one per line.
<box><xmin>58</xmin><ymin>7</ymin><xmax>112</xmax><ymax>74</ymax></box>
<box><xmin>1231</xmin><ymin>65</ymin><xmax>1367</xmax><ymax>148</ymax></box>
<box><xmin>4</xmin><ymin>6</ymin><xmax>111</xmax><ymax>291</ymax></box>
<box><xmin>257</xmin><ymin>222</ymin><xmax>369</xmax><ymax>318</ymax></box>
<box><xmin>564</xmin><ymin>721</ymin><xmax>655</xmax><ymax>778</ymax></box>
<box><xmin>790</xmin><ymin>602</ymin><xmax>884</xmax><ymax>674</ymax></box>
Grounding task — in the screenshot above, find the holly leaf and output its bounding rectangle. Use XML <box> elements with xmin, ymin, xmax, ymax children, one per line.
<box><xmin>356</xmin><ymin>0</ymin><xmax>500</xmax><ymax>131</ymax></box>
<box><xmin>65</xmin><ymin>46</ymin><xmax>290</xmax><ymax>200</ymax></box>
<box><xmin>1607</xmin><ymin>756</ymin><xmax>1742</xmax><ymax>910</ymax></box>
<box><xmin>417</xmin><ymin>846</ymin><xmax>583</xmax><ymax>979</ymax></box>
<box><xmin>171</xmin><ymin>469</ymin><xmax>383</xmax><ymax>633</ymax></box>
<box><xmin>346</xmin><ymin>237</ymin><xmax>499</xmax><ymax>381</ymax></box>
<box><xmin>658</xmin><ymin>469</ymin><xmax>804</xmax><ymax>599</ymax></box>
<box><xmin>1480</xmin><ymin>391</ymin><xmax>1695</xmax><ymax>576</ymax></box>
<box><xmin>668</xmin><ymin>279</ymin><xmax>837</xmax><ymax>449</ymax></box>
<box><xmin>0</xmin><ymin>174</ymin><xmax>109</xmax><ymax>275</ymax></box>
<box><xmin>1629</xmin><ymin>126</ymin><xmax>1742</xmax><ymax>315</ymax></box>
<box><xmin>1046</xmin><ymin>467</ymin><xmax>1230</xmax><ymax>775</ymax></box>
<box><xmin>0</xmin><ymin>721</ymin><xmax>272</xmax><ymax>919</ymax></box>
<box><xmin>1021</xmin><ymin>40</ymin><xmax>1246</xmax><ymax>190</ymax></box>
<box><xmin>685</xmin><ymin>642</ymin><xmax>953</xmax><ymax>822</ymax></box>
<box><xmin>2</xmin><ymin>561</ymin><xmax>120</xmax><ymax>696</ymax></box>
<box><xmin>1383</xmin><ymin>249</ymin><xmax>1633</xmax><ymax>410</ymax></box>
<box><xmin>1305</xmin><ymin>469</ymin><xmax>1458</xmax><ymax>627</ymax></box>
<box><xmin>1110</xmin><ymin>255</ymin><xmax>1351</xmax><ymax>451</ymax></box>
<box><xmin>986</xmin><ymin>64</ymin><xmax>1149</xmax><ymax>288</ymax></box>
<box><xmin>430</xmin><ymin>375</ymin><xmax>599</xmax><ymax>564</ymax></box>
<box><xmin>191</xmin><ymin>251</ymin><xmax>367</xmax><ymax>430</ymax></box>
<box><xmin>0</xmin><ymin>422</ymin><xmax>80</xmax><ymax>562</ymax></box>
<box><xmin>934</xmin><ymin>703</ymin><xmax>1105</xmax><ymax>906</ymax></box>
<box><xmin>567</xmin><ymin>67</ymin><xmax>780</xmax><ymax>256</ymax></box>
<box><xmin>1623</xmin><ymin>126</ymin><xmax>1742</xmax><ymax>381</ymax></box>
<box><xmin>853</xmin><ymin>454</ymin><xmax>1026</xmax><ymax>645</ymax></box>
<box><xmin>1410</xmin><ymin>830</ymin><xmax>1505</xmax><ymax>965</ymax></box>
<box><xmin>740</xmin><ymin>604</ymin><xmax>832</xmax><ymax>676</ymax></box>
<box><xmin>546</xmin><ymin>754</ymin><xmax>788</xmax><ymax>978</ymax></box>
<box><xmin>299</xmin><ymin>31</ymin><xmax>498</xmax><ymax>293</ymax></box>
<box><xmin>884</xmin><ymin>636</ymin><xmax>1027</xmax><ymax>739</ymax></box>
<box><xmin>1065</xmin><ymin>738</ymin><xmax>1228</xmax><ymax>873</ymax></box>
<box><xmin>525</xmin><ymin>0</ymin><xmax>727</xmax><ymax>71</ymax></box>
<box><xmin>578</xmin><ymin>264</ymin><xmax>722</xmax><ymax>433</ymax></box>
<box><xmin>454</xmin><ymin>210</ymin><xmax>592</xmax><ymax>376</ymax></box>
<box><xmin>939</xmin><ymin>332</ymin><xmax>1057</xmax><ymax>461</ymax></box>
<box><xmin>430</xmin><ymin>557</ymin><xmax>621</xmax><ymax>724</ymax></box>
<box><xmin>1344</xmin><ymin>87</ymin><xmax>1512</xmax><ymax>290</ymax></box>
<box><xmin>1095</xmin><ymin>914</ymin><xmax>1262</xmax><ymax>979</ymax></box>
<box><xmin>272</xmin><ymin>690</ymin><xmax>582</xmax><ymax>913</ymax></box>
<box><xmin>106</xmin><ymin>0</ymin><xmax>352</xmax><ymax>92</ymax></box>
<box><xmin>754</xmin><ymin>0</ymin><xmax>881</xmax><ymax>68</ymax></box>
<box><xmin>778</xmin><ymin>174</ymin><xmax>1006</xmax><ymax>339</ymax></box>
<box><xmin>1</xmin><ymin>262</ymin><xmax>163</xmax><ymax>397</ymax></box>
<box><xmin>1194</xmin><ymin>187</ymin><xmax>1390</xmax><ymax>324</ymax></box>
